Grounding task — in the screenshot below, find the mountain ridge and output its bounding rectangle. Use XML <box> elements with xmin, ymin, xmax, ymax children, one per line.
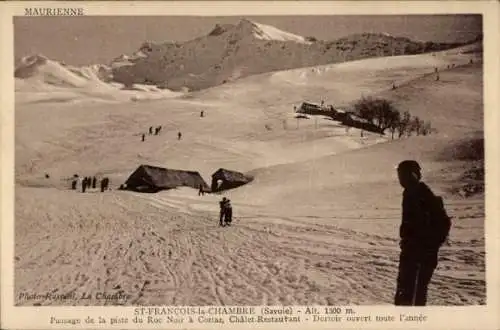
<box><xmin>109</xmin><ymin>19</ymin><xmax>479</xmax><ymax>91</ymax></box>
<box><xmin>16</xmin><ymin>19</ymin><xmax>481</xmax><ymax>93</ymax></box>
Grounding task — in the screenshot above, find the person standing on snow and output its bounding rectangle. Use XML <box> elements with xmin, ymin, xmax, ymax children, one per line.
<box><xmin>224</xmin><ymin>199</ymin><xmax>233</xmax><ymax>226</ymax></box>
<box><xmin>394</xmin><ymin>160</ymin><xmax>451</xmax><ymax>306</ymax></box>
<box><xmin>100</xmin><ymin>177</ymin><xmax>110</xmax><ymax>192</ymax></box>
<box><xmin>82</xmin><ymin>177</ymin><xmax>87</xmax><ymax>193</ymax></box>
<box><xmin>219</xmin><ymin>197</ymin><xmax>227</xmax><ymax>226</ymax></box>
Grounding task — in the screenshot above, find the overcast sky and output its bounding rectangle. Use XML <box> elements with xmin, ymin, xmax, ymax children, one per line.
<box><xmin>14</xmin><ymin>15</ymin><xmax>482</xmax><ymax>66</ymax></box>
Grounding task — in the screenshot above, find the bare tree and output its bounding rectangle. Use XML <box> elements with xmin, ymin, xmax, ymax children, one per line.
<box><xmin>353</xmin><ymin>96</ymin><xmax>434</xmax><ymax>139</ymax></box>
<box><xmin>355</xmin><ymin>97</ymin><xmax>399</xmax><ymax>132</ymax></box>
<box><xmin>398</xmin><ymin>111</ymin><xmax>411</xmax><ymax>138</ymax></box>
<box><xmin>421</xmin><ymin>121</ymin><xmax>433</xmax><ymax>136</ymax></box>
<box><xmin>388</xmin><ymin>110</ymin><xmax>401</xmax><ymax>140</ymax></box>
<box><xmin>354</xmin><ymin>96</ymin><xmax>376</xmax><ymax>125</ymax></box>
<box><xmin>413</xmin><ymin>116</ymin><xmax>422</xmax><ymax>136</ymax></box>
<box><xmin>376</xmin><ymin>99</ymin><xmax>398</xmax><ymax>132</ymax></box>
<box><xmin>407</xmin><ymin>116</ymin><xmax>422</xmax><ymax>137</ymax></box>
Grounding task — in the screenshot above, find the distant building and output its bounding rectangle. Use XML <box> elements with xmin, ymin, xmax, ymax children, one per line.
<box><xmin>297</xmin><ymin>101</ymin><xmax>323</xmax><ymax>113</ymax></box>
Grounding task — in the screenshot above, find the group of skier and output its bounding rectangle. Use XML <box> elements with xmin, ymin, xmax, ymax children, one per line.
<box><xmin>71</xmin><ymin>175</ymin><xmax>110</xmax><ymax>193</ymax></box>
<box><xmin>140</xmin><ymin>109</ymin><xmax>207</xmax><ymax>142</ymax></box>
<box><xmin>141</xmin><ymin>125</ymin><xmax>163</xmax><ymax>142</ymax></box>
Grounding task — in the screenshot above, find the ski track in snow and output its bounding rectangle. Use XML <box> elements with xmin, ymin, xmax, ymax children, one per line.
<box><xmin>14</xmin><ymin>49</ymin><xmax>485</xmax><ymax>306</ymax></box>
<box><xmin>15</xmin><ymin>187</ymin><xmax>485</xmax><ymax>306</ymax></box>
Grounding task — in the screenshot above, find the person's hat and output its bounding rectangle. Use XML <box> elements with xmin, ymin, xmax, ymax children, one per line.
<box><xmin>396</xmin><ymin>160</ymin><xmax>421</xmax><ymax>172</ymax></box>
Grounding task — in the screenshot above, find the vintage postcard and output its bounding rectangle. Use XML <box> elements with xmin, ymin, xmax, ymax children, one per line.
<box><xmin>1</xmin><ymin>1</ymin><xmax>499</xmax><ymax>329</ymax></box>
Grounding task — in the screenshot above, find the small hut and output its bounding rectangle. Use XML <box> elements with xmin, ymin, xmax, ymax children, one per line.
<box><xmin>125</xmin><ymin>164</ymin><xmax>210</xmax><ymax>193</ymax></box>
<box><xmin>211</xmin><ymin>168</ymin><xmax>253</xmax><ymax>192</ymax></box>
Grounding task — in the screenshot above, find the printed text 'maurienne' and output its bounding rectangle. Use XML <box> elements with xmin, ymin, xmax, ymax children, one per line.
<box><xmin>24</xmin><ymin>8</ymin><xmax>84</xmax><ymax>16</ymax></box>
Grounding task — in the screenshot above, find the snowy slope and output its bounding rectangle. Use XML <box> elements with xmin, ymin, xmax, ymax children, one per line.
<box><xmin>14</xmin><ymin>54</ymin><xmax>183</xmax><ymax>104</ymax></box>
<box><xmin>14</xmin><ymin>44</ymin><xmax>485</xmax><ymax>306</ymax></box>
<box><xmin>250</xmin><ymin>20</ymin><xmax>311</xmax><ymax>44</ymax></box>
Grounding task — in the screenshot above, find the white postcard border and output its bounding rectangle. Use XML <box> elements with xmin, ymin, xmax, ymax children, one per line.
<box><xmin>1</xmin><ymin>1</ymin><xmax>499</xmax><ymax>330</ymax></box>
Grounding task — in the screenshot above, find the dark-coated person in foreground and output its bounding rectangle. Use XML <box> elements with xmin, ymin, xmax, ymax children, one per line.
<box><xmin>394</xmin><ymin>160</ymin><xmax>451</xmax><ymax>306</ymax></box>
